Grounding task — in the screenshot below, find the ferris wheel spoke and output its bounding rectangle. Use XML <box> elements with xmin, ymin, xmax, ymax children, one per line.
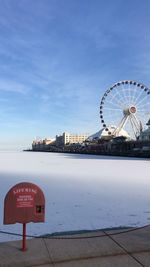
<box><xmin>131</xmin><ymin>83</ymin><xmax>139</xmax><ymax>103</ymax></box>
<box><xmin>120</xmin><ymin>84</ymin><xmax>129</xmax><ymax>105</ymax></box>
<box><xmin>134</xmin><ymin>89</ymin><xmax>146</xmax><ymax>105</ymax></box>
<box><xmin>103</xmin><ymin>115</ymin><xmax>122</xmax><ymax>123</ymax></box>
<box><xmin>105</xmin><ymin>94</ymin><xmax>122</xmax><ymax>108</ymax></box>
<box><xmin>111</xmin><ymin>86</ymin><xmax>128</xmax><ymax>105</ymax></box>
<box><xmin>104</xmin><ymin>107</ymin><xmax>122</xmax><ymax>111</ymax></box>
<box><xmin>129</xmin><ymin>88</ymin><xmax>137</xmax><ymax>105</ymax></box>
<box><xmin>127</xmin><ymin>91</ymin><xmax>133</xmax><ymax>105</ymax></box>
<box><xmin>104</xmin><ymin>98</ymin><xmax>123</xmax><ymax>109</ymax></box>
<box><xmin>122</xmin><ymin>87</ymin><xmax>132</xmax><ymax>105</ymax></box>
<box><xmin>137</xmin><ymin>99</ymin><xmax>150</xmax><ymax>110</ymax></box>
<box><xmin>131</xmin><ymin>84</ymin><xmax>142</xmax><ymax>104</ymax></box>
<box><xmin>113</xmin><ymin>87</ymin><xmax>127</xmax><ymax>106</ymax></box>
<box><xmin>109</xmin><ymin>91</ymin><xmax>125</xmax><ymax>108</ymax></box>
<box><xmin>137</xmin><ymin>105</ymin><xmax>150</xmax><ymax>114</ymax></box>
<box><xmin>137</xmin><ymin>98</ymin><xmax>150</xmax><ymax>106</ymax></box>
<box><xmin>135</xmin><ymin>94</ymin><xmax>150</xmax><ymax>107</ymax></box>
<box><xmin>128</xmin><ymin>84</ymin><xmax>132</xmax><ymax>104</ymax></box>
<box><xmin>117</xmin><ymin>87</ymin><xmax>128</xmax><ymax>107</ymax></box>
<box><xmin>103</xmin><ymin>112</ymin><xmax>122</xmax><ymax>118</ymax></box>
<box><xmin>103</xmin><ymin>109</ymin><xmax>122</xmax><ymax>116</ymax></box>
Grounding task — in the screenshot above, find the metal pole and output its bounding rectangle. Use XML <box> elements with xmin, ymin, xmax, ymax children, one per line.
<box><xmin>22</xmin><ymin>223</ymin><xmax>26</xmax><ymax>251</ymax></box>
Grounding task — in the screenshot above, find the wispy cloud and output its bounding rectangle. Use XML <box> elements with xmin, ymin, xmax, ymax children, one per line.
<box><xmin>0</xmin><ymin>80</ymin><xmax>29</xmax><ymax>94</ymax></box>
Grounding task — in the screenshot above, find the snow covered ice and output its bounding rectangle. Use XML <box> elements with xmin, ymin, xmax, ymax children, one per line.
<box><xmin>0</xmin><ymin>151</ymin><xmax>150</xmax><ymax>242</ymax></box>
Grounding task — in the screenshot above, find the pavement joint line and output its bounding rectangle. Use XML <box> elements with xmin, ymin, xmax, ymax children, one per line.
<box><xmin>40</xmin><ymin>252</ymin><xmax>144</xmax><ymax>265</ymax></box>
<box><xmin>42</xmin><ymin>237</ymin><xmax>54</xmax><ymax>267</ymax></box>
<box><xmin>103</xmin><ymin>230</ymin><xmax>145</xmax><ymax>267</ymax></box>
<box><xmin>22</xmin><ymin>262</ymin><xmax>53</xmax><ymax>267</ymax></box>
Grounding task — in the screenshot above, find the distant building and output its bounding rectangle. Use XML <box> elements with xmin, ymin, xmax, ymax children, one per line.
<box><xmin>56</xmin><ymin>132</ymin><xmax>89</xmax><ymax>147</ymax></box>
<box><xmin>139</xmin><ymin>119</ymin><xmax>150</xmax><ymax>141</ymax></box>
<box><xmin>55</xmin><ymin>134</ymin><xmax>64</xmax><ymax>147</ymax></box>
<box><xmin>32</xmin><ymin>138</ymin><xmax>55</xmax><ymax>151</ymax></box>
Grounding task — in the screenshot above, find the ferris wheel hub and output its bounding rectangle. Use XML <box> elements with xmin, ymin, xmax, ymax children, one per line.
<box><xmin>123</xmin><ymin>106</ymin><xmax>137</xmax><ymax>116</ymax></box>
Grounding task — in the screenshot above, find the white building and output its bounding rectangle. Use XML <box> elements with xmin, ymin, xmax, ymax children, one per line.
<box><xmin>64</xmin><ymin>132</ymin><xmax>89</xmax><ymax>144</ymax></box>
<box><xmin>56</xmin><ymin>132</ymin><xmax>89</xmax><ymax>146</ymax></box>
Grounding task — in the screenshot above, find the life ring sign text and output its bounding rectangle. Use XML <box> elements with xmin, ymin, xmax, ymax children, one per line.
<box><xmin>13</xmin><ymin>187</ymin><xmax>37</xmax><ymax>208</ymax></box>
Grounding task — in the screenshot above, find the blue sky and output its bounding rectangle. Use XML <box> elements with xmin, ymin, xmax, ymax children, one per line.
<box><xmin>0</xmin><ymin>0</ymin><xmax>150</xmax><ymax>149</ymax></box>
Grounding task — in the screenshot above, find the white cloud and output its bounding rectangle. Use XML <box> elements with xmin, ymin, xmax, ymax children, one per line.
<box><xmin>0</xmin><ymin>80</ymin><xmax>29</xmax><ymax>94</ymax></box>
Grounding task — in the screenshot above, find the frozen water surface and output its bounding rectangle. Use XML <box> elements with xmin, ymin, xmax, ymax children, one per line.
<box><xmin>0</xmin><ymin>151</ymin><xmax>150</xmax><ymax>242</ymax></box>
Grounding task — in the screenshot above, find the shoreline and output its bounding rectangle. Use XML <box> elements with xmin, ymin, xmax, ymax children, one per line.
<box><xmin>24</xmin><ymin>149</ymin><xmax>150</xmax><ymax>159</ymax></box>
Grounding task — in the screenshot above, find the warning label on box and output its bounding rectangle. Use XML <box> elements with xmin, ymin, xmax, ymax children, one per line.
<box><xmin>16</xmin><ymin>193</ymin><xmax>34</xmax><ymax>208</ymax></box>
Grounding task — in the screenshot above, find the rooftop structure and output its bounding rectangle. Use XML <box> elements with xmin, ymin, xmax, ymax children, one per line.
<box><xmin>32</xmin><ymin>138</ymin><xmax>55</xmax><ymax>145</ymax></box>
<box><xmin>88</xmin><ymin>126</ymin><xmax>130</xmax><ymax>141</ymax></box>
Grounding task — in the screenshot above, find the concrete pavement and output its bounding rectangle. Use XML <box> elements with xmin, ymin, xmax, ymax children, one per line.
<box><xmin>0</xmin><ymin>226</ymin><xmax>150</xmax><ymax>267</ymax></box>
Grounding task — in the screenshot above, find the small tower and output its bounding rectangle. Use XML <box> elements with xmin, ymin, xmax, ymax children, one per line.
<box><xmin>139</xmin><ymin>119</ymin><xmax>150</xmax><ymax>141</ymax></box>
<box><xmin>146</xmin><ymin>119</ymin><xmax>150</xmax><ymax>127</ymax></box>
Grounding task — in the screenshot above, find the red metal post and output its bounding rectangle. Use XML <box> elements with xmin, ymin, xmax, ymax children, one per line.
<box><xmin>22</xmin><ymin>223</ymin><xmax>27</xmax><ymax>251</ymax></box>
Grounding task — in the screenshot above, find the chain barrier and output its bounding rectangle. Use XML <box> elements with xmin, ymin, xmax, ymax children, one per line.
<box><xmin>0</xmin><ymin>223</ymin><xmax>150</xmax><ymax>240</ymax></box>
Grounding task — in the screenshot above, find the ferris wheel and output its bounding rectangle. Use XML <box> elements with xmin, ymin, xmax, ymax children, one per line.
<box><xmin>100</xmin><ymin>80</ymin><xmax>150</xmax><ymax>139</ymax></box>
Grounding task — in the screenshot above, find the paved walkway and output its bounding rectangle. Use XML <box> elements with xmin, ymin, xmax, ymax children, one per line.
<box><xmin>0</xmin><ymin>226</ymin><xmax>150</xmax><ymax>267</ymax></box>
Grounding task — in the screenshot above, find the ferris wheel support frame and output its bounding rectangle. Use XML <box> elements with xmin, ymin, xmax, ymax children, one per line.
<box><xmin>129</xmin><ymin>116</ymin><xmax>137</xmax><ymax>139</ymax></box>
<box><xmin>112</xmin><ymin>115</ymin><xmax>129</xmax><ymax>137</ymax></box>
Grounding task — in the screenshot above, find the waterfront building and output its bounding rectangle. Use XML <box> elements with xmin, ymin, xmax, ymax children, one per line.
<box><xmin>56</xmin><ymin>132</ymin><xmax>89</xmax><ymax>146</ymax></box>
<box><xmin>32</xmin><ymin>138</ymin><xmax>55</xmax><ymax>151</ymax></box>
